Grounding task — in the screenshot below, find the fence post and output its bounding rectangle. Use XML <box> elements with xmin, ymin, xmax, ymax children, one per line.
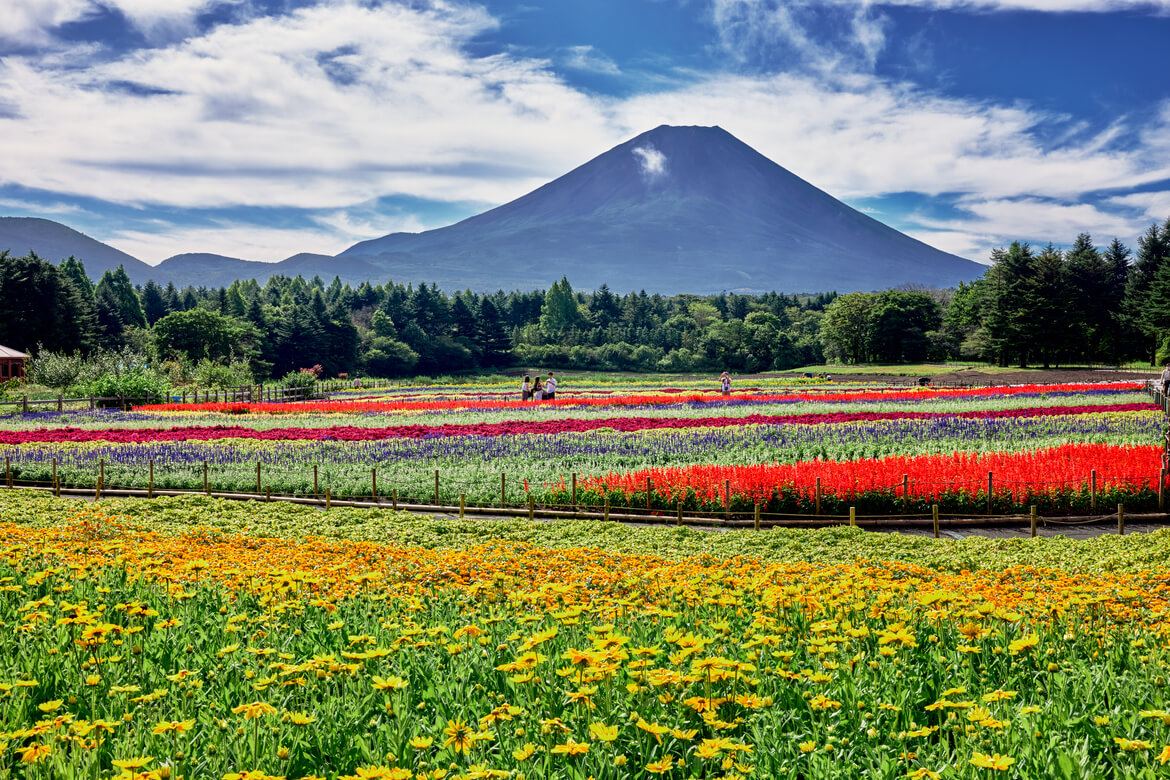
<box><xmin>932</xmin><ymin>504</ymin><xmax>940</xmax><ymax>538</ymax></box>
<box><xmin>57</xmin><ymin>393</ymin><xmax>62</xmax><ymax>412</ymax></box>
<box><xmin>460</xmin><ymin>494</ymin><xmax>465</xmax><ymax>519</ymax></box>
<box><xmin>203</xmin><ymin>461</ymin><xmax>209</xmax><ymax>494</ymax></box>
<box><xmin>1118</xmin><ymin>503</ymin><xmax>1125</xmax><ymax>535</ymax></box>
<box><xmin>1030</xmin><ymin>505</ymin><xmax>1037</xmax><ymax>537</ymax></box>
<box><xmin>754</xmin><ymin>502</ymin><xmax>761</xmax><ymax>531</ymax></box>
<box><xmin>325</xmin><ymin>488</ymin><xmax>331</xmax><ymax>511</ymax></box>
<box><xmin>89</xmin><ymin>394</ymin><xmax>94</xmax><ymax>410</ymax></box>
<box><xmin>815</xmin><ymin>477</ymin><xmax>821</xmax><ymax>516</ymax></box>
<box><xmin>677</xmin><ymin>501</ymin><xmax>683</xmax><ymax>526</ymax></box>
<box><xmin>149</xmin><ymin>459</ymin><xmax>154</xmax><ymax>499</ymax></box>
<box><xmin>500</xmin><ymin>473</ymin><xmax>506</xmax><ymax>508</ymax></box>
<box><xmin>528</xmin><ymin>494</ymin><xmax>534</xmax><ymax>522</ymax></box>
<box><xmin>571</xmin><ymin>473</ymin><xmax>577</xmax><ymax>509</ymax></box>
<box><xmin>22</xmin><ymin>395</ymin><xmax>28</xmax><ymax>414</ymax></box>
<box><xmin>849</xmin><ymin>506</ymin><xmax>856</xmax><ymax>527</ymax></box>
<box><xmin>392</xmin><ymin>488</ymin><xmax>398</xmax><ymax>510</ymax></box>
<box><xmin>256</xmin><ymin>462</ymin><xmax>262</xmax><ymax>494</ymax></box>
<box><xmin>902</xmin><ymin>473</ymin><xmax>909</xmax><ymax>513</ymax></box>
<box><xmin>987</xmin><ymin>471</ymin><xmax>993</xmax><ymax>515</ymax></box>
<box><xmin>372</xmin><ymin>468</ymin><xmax>377</xmax><ymax>500</ymax></box>
<box><xmin>434</xmin><ymin>469</ymin><xmax>440</xmax><ymax>505</ymax></box>
<box><xmin>313</xmin><ymin>465</ymin><xmax>319</xmax><ymax>497</ymax></box>
<box><xmin>1091</xmin><ymin>469</ymin><xmax>1097</xmax><ymax>511</ymax></box>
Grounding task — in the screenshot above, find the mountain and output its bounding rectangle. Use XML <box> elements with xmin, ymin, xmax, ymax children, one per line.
<box><xmin>340</xmin><ymin>124</ymin><xmax>984</xmax><ymax>294</ymax></box>
<box><xmin>2</xmin><ymin>125</ymin><xmax>985</xmax><ymax>293</ymax></box>
<box><xmin>0</xmin><ymin>217</ymin><xmax>157</xmax><ymax>284</ymax></box>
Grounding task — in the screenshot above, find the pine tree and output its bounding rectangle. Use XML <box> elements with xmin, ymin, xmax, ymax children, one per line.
<box><xmin>141</xmin><ymin>280</ymin><xmax>170</xmax><ymax>326</ymax></box>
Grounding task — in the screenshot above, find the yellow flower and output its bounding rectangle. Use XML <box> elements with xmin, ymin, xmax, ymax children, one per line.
<box><xmin>232</xmin><ymin>702</ymin><xmax>277</xmax><ymax>720</ymax></box>
<box><xmin>512</xmin><ymin>743</ymin><xmax>536</xmax><ymax>761</ymax></box>
<box><xmin>1157</xmin><ymin>745</ymin><xmax>1170</xmax><ymax>765</ymax></box>
<box><xmin>551</xmin><ymin>738</ymin><xmax>589</xmax><ymax>756</ymax></box>
<box><xmin>443</xmin><ymin>719</ymin><xmax>474</xmax><ymax>754</ymax></box>
<box><xmin>589</xmin><ymin>723</ymin><xmax>618</xmax><ymax>742</ymax></box>
<box><xmin>905</xmin><ymin>770</ymin><xmax>941</xmax><ymax>779</ymax></box>
<box><xmin>288</xmin><ymin>712</ymin><xmax>316</xmax><ymax>726</ymax></box>
<box><xmin>409</xmin><ymin>736</ymin><xmax>433</xmax><ymax>750</ymax></box>
<box><xmin>1008</xmin><ymin>634</ymin><xmax>1039</xmax><ymax>654</ymax></box>
<box><xmin>372</xmin><ymin>676</ymin><xmax>408</xmax><ymax>691</ymax></box>
<box><xmin>799</xmin><ymin>741</ymin><xmax>817</xmax><ymax>753</ymax></box>
<box><xmin>37</xmin><ymin>699</ymin><xmax>64</xmax><ymax>713</ymax></box>
<box><xmin>645</xmin><ymin>756</ymin><xmax>674</xmax><ymax>774</ymax></box>
<box><xmin>1115</xmin><ymin>738</ymin><xmax>1152</xmax><ymax>751</ymax></box>
<box><xmin>112</xmin><ymin>757</ymin><xmax>154</xmax><ymax>770</ymax></box>
<box><xmin>152</xmin><ymin>720</ymin><xmax>195</xmax><ymax>735</ymax></box>
<box><xmin>969</xmin><ymin>752</ymin><xmax>1015</xmax><ymax>771</ymax></box>
<box><xmin>19</xmin><ymin>743</ymin><xmax>51</xmax><ymax>764</ymax></box>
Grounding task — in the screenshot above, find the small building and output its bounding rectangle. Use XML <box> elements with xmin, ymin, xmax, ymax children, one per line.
<box><xmin>0</xmin><ymin>345</ymin><xmax>28</xmax><ymax>382</ymax></box>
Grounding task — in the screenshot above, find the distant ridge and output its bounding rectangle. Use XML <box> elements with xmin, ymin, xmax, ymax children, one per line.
<box><xmin>0</xmin><ymin>217</ymin><xmax>156</xmax><ymax>283</ymax></box>
<box><xmin>1</xmin><ymin>126</ymin><xmax>984</xmax><ymax>293</ymax></box>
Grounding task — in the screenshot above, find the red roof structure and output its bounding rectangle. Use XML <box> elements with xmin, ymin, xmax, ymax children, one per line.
<box><xmin>0</xmin><ymin>346</ymin><xmax>28</xmax><ymax>382</ymax></box>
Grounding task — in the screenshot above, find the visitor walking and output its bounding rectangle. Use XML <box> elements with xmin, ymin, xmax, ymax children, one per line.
<box><xmin>521</xmin><ymin>375</ymin><xmax>532</xmax><ymax>401</ymax></box>
<box><xmin>720</xmin><ymin>371</ymin><xmax>731</xmax><ymax>396</ymax></box>
<box><xmin>1160</xmin><ymin>363</ymin><xmax>1170</xmax><ymax>396</ymax></box>
<box><xmin>545</xmin><ymin>372</ymin><xmax>557</xmax><ymax>400</ymax></box>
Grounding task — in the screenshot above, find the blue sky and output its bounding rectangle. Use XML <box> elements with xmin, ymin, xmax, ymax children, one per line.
<box><xmin>1</xmin><ymin>0</ymin><xmax>1169</xmax><ymax>266</ymax></box>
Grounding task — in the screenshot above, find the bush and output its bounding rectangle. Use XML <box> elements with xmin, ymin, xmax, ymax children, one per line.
<box><xmin>193</xmin><ymin>358</ymin><xmax>255</xmax><ymax>389</ymax></box>
<box><xmin>87</xmin><ymin>367</ymin><xmax>171</xmax><ymax>404</ymax></box>
<box><xmin>26</xmin><ymin>350</ymin><xmax>85</xmax><ymax>389</ymax></box>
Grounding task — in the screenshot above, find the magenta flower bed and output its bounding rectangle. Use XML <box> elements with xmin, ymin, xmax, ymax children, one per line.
<box><xmin>0</xmin><ymin>402</ymin><xmax>1152</xmax><ymax>445</ymax></box>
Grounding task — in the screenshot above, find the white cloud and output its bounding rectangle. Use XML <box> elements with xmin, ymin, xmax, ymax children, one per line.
<box><xmin>1109</xmin><ymin>191</ymin><xmax>1170</xmax><ymax>223</ymax></box>
<box><xmin>615</xmin><ymin>74</ymin><xmax>1170</xmax><ymax>201</ymax></box>
<box><xmin>107</xmin><ymin>222</ymin><xmax>347</xmax><ymax>264</ymax></box>
<box><xmin>0</xmin><ymin>1</ymin><xmax>619</xmax><ymax>212</ymax></box>
<box><xmin>563</xmin><ymin>45</ymin><xmax>621</xmax><ymax>75</ymax></box>
<box><xmin>632</xmin><ymin>145</ymin><xmax>668</xmax><ymax>179</ymax></box>
<box><xmin>0</xmin><ymin>0</ymin><xmax>93</xmax><ymax>45</ymax></box>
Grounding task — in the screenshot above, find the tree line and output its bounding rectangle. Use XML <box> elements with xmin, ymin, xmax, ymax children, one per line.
<box><xmin>1</xmin><ymin>217</ymin><xmax>1167</xmax><ymax>380</ymax></box>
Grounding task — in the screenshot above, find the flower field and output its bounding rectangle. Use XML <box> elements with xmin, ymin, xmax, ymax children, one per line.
<box><xmin>0</xmin><ymin>376</ymin><xmax>1162</xmax><ymax>516</ymax></box>
<box><xmin>4</xmin><ymin>491</ymin><xmax>1170</xmax><ymax>779</ymax></box>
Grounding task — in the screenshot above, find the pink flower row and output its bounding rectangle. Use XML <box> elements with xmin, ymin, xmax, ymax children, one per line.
<box><xmin>0</xmin><ymin>402</ymin><xmax>1152</xmax><ymax>445</ymax></box>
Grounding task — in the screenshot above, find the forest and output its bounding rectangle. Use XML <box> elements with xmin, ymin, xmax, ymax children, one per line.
<box><xmin>1</xmin><ymin>217</ymin><xmax>1168</xmax><ymax>385</ymax></box>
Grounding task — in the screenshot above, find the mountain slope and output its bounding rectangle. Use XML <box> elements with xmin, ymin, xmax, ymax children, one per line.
<box><xmin>0</xmin><ymin>217</ymin><xmax>156</xmax><ymax>283</ymax></box>
<box><xmin>341</xmin><ymin>125</ymin><xmax>982</xmax><ymax>294</ymax></box>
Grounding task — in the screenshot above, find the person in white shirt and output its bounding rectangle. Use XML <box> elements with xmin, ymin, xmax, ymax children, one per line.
<box><xmin>545</xmin><ymin>372</ymin><xmax>557</xmax><ymax>400</ymax></box>
<box><xmin>1160</xmin><ymin>364</ymin><xmax>1170</xmax><ymax>396</ymax></box>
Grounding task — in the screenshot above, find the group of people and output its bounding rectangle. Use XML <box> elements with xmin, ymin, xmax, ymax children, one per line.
<box><xmin>521</xmin><ymin>372</ymin><xmax>558</xmax><ymax>401</ymax></box>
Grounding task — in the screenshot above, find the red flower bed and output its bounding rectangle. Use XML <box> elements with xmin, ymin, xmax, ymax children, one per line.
<box><xmin>135</xmin><ymin>382</ymin><xmax>1144</xmax><ymax>415</ymax></box>
<box><xmin>0</xmin><ymin>402</ymin><xmax>1152</xmax><ymax>445</ymax></box>
<box><xmin>574</xmin><ymin>442</ymin><xmax>1162</xmax><ymax>506</ymax></box>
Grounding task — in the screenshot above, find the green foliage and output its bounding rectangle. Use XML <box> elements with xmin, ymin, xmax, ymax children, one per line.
<box><xmin>192</xmin><ymin>358</ymin><xmax>255</xmax><ymax>389</ymax></box>
<box><xmin>85</xmin><ymin>364</ymin><xmax>170</xmax><ymax>402</ymax></box>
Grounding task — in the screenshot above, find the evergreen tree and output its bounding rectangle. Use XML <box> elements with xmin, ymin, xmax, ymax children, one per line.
<box><xmin>0</xmin><ymin>252</ymin><xmax>96</xmax><ymax>353</ymax></box>
<box><xmin>1125</xmin><ymin>220</ymin><xmax>1170</xmax><ymax>364</ymax></box>
<box><xmin>476</xmin><ymin>297</ymin><xmax>512</xmax><ymax>367</ymax></box>
<box><xmin>984</xmin><ymin>242</ymin><xmax>1044</xmax><ymax>367</ymax></box>
<box><xmin>140</xmin><ymin>280</ymin><xmax>170</xmax><ymax>326</ymax></box>
<box><xmin>1101</xmin><ymin>237</ymin><xmax>1132</xmax><ymax>364</ymax></box>
<box><xmin>94</xmin><ymin>266</ymin><xmax>146</xmax><ymax>329</ymax></box>
<box><xmin>59</xmin><ymin>256</ymin><xmax>94</xmax><ymax>298</ymax></box>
